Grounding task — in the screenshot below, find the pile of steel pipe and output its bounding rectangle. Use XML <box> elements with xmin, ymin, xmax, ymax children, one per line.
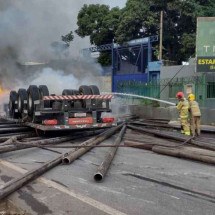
<box><xmin>0</xmin><ymin>124</ymin><xmax>123</xmax><ymax>200</ymax></box>
<box><xmin>128</xmin><ymin>125</ymin><xmax>215</xmax><ymax>151</ymax></box>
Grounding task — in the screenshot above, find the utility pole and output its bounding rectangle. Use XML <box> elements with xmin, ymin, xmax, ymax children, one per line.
<box><xmin>159</xmin><ymin>10</ymin><xmax>163</xmax><ymax>60</ymax></box>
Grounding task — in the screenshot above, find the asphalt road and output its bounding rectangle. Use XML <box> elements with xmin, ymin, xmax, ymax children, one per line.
<box><xmin>0</xmin><ymin>130</ymin><xmax>215</xmax><ymax>215</ymax></box>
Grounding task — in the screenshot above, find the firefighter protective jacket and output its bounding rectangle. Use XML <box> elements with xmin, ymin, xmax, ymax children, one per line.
<box><xmin>189</xmin><ymin>101</ymin><xmax>201</xmax><ymax>117</ymax></box>
<box><xmin>176</xmin><ymin>98</ymin><xmax>189</xmax><ymax>119</ymax></box>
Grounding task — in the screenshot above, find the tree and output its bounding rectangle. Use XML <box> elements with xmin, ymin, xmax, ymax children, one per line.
<box><xmin>75</xmin><ymin>4</ymin><xmax>121</xmax><ymax>65</ymax></box>
<box><xmin>61</xmin><ymin>31</ymin><xmax>74</xmax><ymax>46</ymax></box>
<box><xmin>76</xmin><ymin>1</ymin><xmax>215</xmax><ymax>65</ymax></box>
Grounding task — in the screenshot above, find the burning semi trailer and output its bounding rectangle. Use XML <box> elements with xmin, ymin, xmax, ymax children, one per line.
<box><xmin>7</xmin><ymin>85</ymin><xmax>116</xmax><ymax>131</ymax></box>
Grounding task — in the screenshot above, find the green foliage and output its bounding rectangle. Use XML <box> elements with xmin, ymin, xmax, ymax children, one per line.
<box><xmin>61</xmin><ymin>31</ymin><xmax>74</xmax><ymax>46</ymax></box>
<box><xmin>97</xmin><ymin>52</ymin><xmax>111</xmax><ymax>66</ymax></box>
<box><xmin>75</xmin><ymin>4</ymin><xmax>118</xmax><ymax>45</ymax></box>
<box><xmin>76</xmin><ymin>0</ymin><xmax>215</xmax><ymax>65</ymax></box>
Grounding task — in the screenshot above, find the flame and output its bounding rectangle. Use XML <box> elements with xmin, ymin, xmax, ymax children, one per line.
<box><xmin>0</xmin><ymin>85</ymin><xmax>9</xmax><ymax>96</ymax></box>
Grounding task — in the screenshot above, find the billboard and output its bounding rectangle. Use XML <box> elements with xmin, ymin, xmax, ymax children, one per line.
<box><xmin>196</xmin><ymin>17</ymin><xmax>215</xmax><ymax>72</ymax></box>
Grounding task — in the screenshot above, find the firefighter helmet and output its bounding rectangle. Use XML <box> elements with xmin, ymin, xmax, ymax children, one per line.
<box><xmin>176</xmin><ymin>92</ymin><xmax>184</xmax><ymax>99</ymax></box>
<box><xmin>188</xmin><ymin>93</ymin><xmax>195</xmax><ymax>101</ymax></box>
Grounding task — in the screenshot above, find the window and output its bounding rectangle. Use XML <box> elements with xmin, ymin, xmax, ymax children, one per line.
<box><xmin>207</xmin><ymin>82</ymin><xmax>215</xmax><ymax>98</ymax></box>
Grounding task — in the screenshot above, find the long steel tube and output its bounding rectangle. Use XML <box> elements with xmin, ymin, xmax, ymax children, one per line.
<box><xmin>0</xmin><ymin>135</ymin><xmax>84</xmax><ymax>154</ymax></box>
<box><xmin>0</xmin><ymin>133</ymin><xmax>35</xmax><ymax>146</ymax></box>
<box><xmin>0</xmin><ymin>156</ymin><xmax>62</xmax><ymax>200</ymax></box>
<box><xmin>63</xmin><ymin>124</ymin><xmax>124</xmax><ymax>164</ymax></box>
<box><xmin>128</xmin><ymin>125</ymin><xmax>215</xmax><ymax>151</ymax></box>
<box><xmin>0</xmin><ymin>125</ymin><xmax>122</xmax><ymax>200</ymax></box>
<box><xmin>94</xmin><ymin>125</ymin><xmax>126</xmax><ymax>182</ymax></box>
<box><xmin>0</xmin><ymin>127</ymin><xmax>31</xmax><ymax>134</ymax></box>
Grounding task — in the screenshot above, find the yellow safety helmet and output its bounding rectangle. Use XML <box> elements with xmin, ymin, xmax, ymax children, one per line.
<box><xmin>188</xmin><ymin>93</ymin><xmax>195</xmax><ymax>101</ymax></box>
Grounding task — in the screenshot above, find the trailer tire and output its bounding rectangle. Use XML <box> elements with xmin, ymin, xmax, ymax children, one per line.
<box><xmin>89</xmin><ymin>85</ymin><xmax>102</xmax><ymax>120</ymax></box>
<box><xmin>17</xmin><ymin>89</ymin><xmax>28</xmax><ymax>114</ymax></box>
<box><xmin>39</xmin><ymin>85</ymin><xmax>50</xmax><ymax>108</ymax></box>
<box><xmin>62</xmin><ymin>89</ymin><xmax>74</xmax><ymax>95</ymax></box>
<box><xmin>89</xmin><ymin>85</ymin><xmax>100</xmax><ymax>95</ymax></box>
<box><xmin>9</xmin><ymin>91</ymin><xmax>18</xmax><ymax>118</ymax></box>
<box><xmin>79</xmin><ymin>85</ymin><xmax>92</xmax><ymax>108</ymax></box>
<box><xmin>79</xmin><ymin>85</ymin><xmax>92</xmax><ymax>95</ymax></box>
<box><xmin>27</xmin><ymin>85</ymin><xmax>40</xmax><ymax>116</ymax></box>
<box><xmin>72</xmin><ymin>90</ymin><xmax>79</xmax><ymax>95</ymax></box>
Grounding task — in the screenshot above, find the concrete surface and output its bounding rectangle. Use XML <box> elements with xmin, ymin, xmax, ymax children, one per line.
<box><xmin>129</xmin><ymin>104</ymin><xmax>215</xmax><ymax>125</ymax></box>
<box><xmin>0</xmin><ymin>131</ymin><xmax>215</xmax><ymax>215</ymax></box>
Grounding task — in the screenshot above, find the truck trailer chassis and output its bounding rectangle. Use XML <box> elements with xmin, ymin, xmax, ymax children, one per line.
<box><xmin>6</xmin><ymin>85</ymin><xmax>116</xmax><ymax>131</ymax></box>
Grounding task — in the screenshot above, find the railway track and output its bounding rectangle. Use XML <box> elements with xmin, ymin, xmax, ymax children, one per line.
<box><xmin>0</xmin><ymin>118</ymin><xmax>214</xmax><ymax>214</ymax></box>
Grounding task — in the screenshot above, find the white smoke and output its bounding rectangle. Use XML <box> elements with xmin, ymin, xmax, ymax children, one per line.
<box><xmin>24</xmin><ymin>67</ymin><xmax>101</xmax><ymax>95</ymax></box>
<box><xmin>0</xmin><ymin>0</ymin><xmax>126</xmax><ymax>96</ymax></box>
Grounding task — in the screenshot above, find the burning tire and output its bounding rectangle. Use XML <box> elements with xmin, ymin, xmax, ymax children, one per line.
<box><xmin>9</xmin><ymin>91</ymin><xmax>18</xmax><ymax>118</ymax></box>
<box><xmin>39</xmin><ymin>85</ymin><xmax>50</xmax><ymax>108</ymax></box>
<box><xmin>27</xmin><ymin>85</ymin><xmax>40</xmax><ymax>116</ymax></box>
<box><xmin>17</xmin><ymin>89</ymin><xmax>28</xmax><ymax>115</ymax></box>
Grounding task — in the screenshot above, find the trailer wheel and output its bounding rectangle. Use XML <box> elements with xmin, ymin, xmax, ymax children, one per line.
<box><xmin>62</xmin><ymin>89</ymin><xmax>74</xmax><ymax>95</ymax></box>
<box><xmin>17</xmin><ymin>89</ymin><xmax>28</xmax><ymax>115</ymax></box>
<box><xmin>9</xmin><ymin>91</ymin><xmax>18</xmax><ymax>118</ymax></box>
<box><xmin>39</xmin><ymin>85</ymin><xmax>50</xmax><ymax>108</ymax></box>
<box><xmin>89</xmin><ymin>85</ymin><xmax>100</xmax><ymax>95</ymax></box>
<box><xmin>89</xmin><ymin>85</ymin><xmax>102</xmax><ymax>112</ymax></box>
<box><xmin>79</xmin><ymin>85</ymin><xmax>92</xmax><ymax>95</ymax></box>
<box><xmin>79</xmin><ymin>85</ymin><xmax>92</xmax><ymax>108</ymax></box>
<box><xmin>72</xmin><ymin>90</ymin><xmax>79</xmax><ymax>95</ymax></box>
<box><xmin>27</xmin><ymin>85</ymin><xmax>40</xmax><ymax>116</ymax></box>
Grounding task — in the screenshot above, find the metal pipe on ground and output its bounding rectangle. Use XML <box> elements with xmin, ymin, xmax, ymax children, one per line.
<box><xmin>128</xmin><ymin>125</ymin><xmax>215</xmax><ymax>151</ymax></box>
<box><xmin>0</xmin><ymin>124</ymin><xmax>26</xmax><ymax>129</ymax></box>
<box><xmin>94</xmin><ymin>125</ymin><xmax>126</xmax><ymax>182</ymax></box>
<box><xmin>0</xmin><ymin>125</ymin><xmax>123</xmax><ymax>200</ymax></box>
<box><xmin>130</xmin><ymin>121</ymin><xmax>174</xmax><ymax>129</ymax></box>
<box><xmin>45</xmin><ymin>144</ymin><xmax>140</xmax><ymax>148</ymax></box>
<box><xmin>152</xmin><ymin>145</ymin><xmax>215</xmax><ymax>165</ymax></box>
<box><xmin>62</xmin><ymin>124</ymin><xmax>124</xmax><ymax>164</ymax></box>
<box><xmin>0</xmin><ymin>132</ymin><xmax>33</xmax><ymax>139</ymax></box>
<box><xmin>0</xmin><ymin>135</ymin><xmax>86</xmax><ymax>154</ymax></box>
<box><xmin>0</xmin><ymin>133</ymin><xmax>36</xmax><ymax>146</ymax></box>
<box><xmin>0</xmin><ymin>127</ymin><xmax>32</xmax><ymax>134</ymax></box>
<box><xmin>0</xmin><ymin>155</ymin><xmax>62</xmax><ymax>200</ymax></box>
<box><xmin>124</xmin><ymin>140</ymin><xmax>180</xmax><ymax>150</ymax></box>
<box><xmin>0</xmin><ymin>129</ymin><xmax>107</xmax><ymax>154</ymax></box>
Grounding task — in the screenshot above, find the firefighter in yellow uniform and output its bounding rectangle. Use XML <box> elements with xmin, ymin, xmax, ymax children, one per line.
<box><xmin>176</xmin><ymin>92</ymin><xmax>190</xmax><ymax>135</ymax></box>
<box><xmin>188</xmin><ymin>93</ymin><xmax>201</xmax><ymax>136</ymax></box>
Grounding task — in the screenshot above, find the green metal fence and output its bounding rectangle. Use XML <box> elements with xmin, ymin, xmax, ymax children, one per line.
<box><xmin>115</xmin><ymin>73</ymin><xmax>215</xmax><ymax>107</ymax></box>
